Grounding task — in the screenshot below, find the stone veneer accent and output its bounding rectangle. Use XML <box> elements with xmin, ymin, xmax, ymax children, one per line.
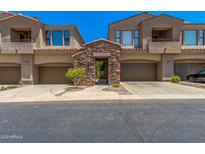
<box><xmin>73</xmin><ymin>39</ymin><xmax>121</xmax><ymax>86</ymax></box>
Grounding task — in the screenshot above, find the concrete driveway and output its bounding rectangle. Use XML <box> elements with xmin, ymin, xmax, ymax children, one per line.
<box><xmin>0</xmin><ymin>84</ymin><xmax>119</xmax><ymax>103</ymax></box>
<box><xmin>1</xmin><ymin>82</ymin><xmax>205</xmax><ymax>103</ymax></box>
<box><xmin>0</xmin><ymin>84</ymin><xmax>73</xmax><ymax>102</ymax></box>
<box><xmin>120</xmin><ymin>82</ymin><xmax>205</xmax><ymax>99</ymax></box>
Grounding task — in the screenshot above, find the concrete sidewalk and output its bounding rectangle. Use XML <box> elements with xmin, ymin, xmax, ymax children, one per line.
<box><xmin>0</xmin><ymin>82</ymin><xmax>205</xmax><ymax>103</ymax></box>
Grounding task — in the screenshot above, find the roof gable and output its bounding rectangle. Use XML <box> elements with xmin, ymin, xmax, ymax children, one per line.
<box><xmin>0</xmin><ymin>12</ymin><xmax>41</xmax><ymax>24</ymax></box>
<box><xmin>83</xmin><ymin>38</ymin><xmax>121</xmax><ymax>47</ymax></box>
<box><xmin>140</xmin><ymin>14</ymin><xmax>184</xmax><ymax>25</ymax></box>
<box><xmin>0</xmin><ymin>12</ymin><xmax>15</xmax><ymax>20</ymax></box>
<box><xmin>109</xmin><ymin>12</ymin><xmax>155</xmax><ymax>26</ymax></box>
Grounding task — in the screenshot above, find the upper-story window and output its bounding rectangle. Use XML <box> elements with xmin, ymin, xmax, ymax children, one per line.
<box><xmin>45</xmin><ymin>30</ymin><xmax>70</xmax><ymax>46</ymax></box>
<box><xmin>183</xmin><ymin>30</ymin><xmax>205</xmax><ymax>46</ymax></box>
<box><xmin>115</xmin><ymin>30</ymin><xmax>139</xmax><ymax>47</ymax></box>
<box><xmin>64</xmin><ymin>30</ymin><xmax>70</xmax><ymax>46</ymax></box>
<box><xmin>52</xmin><ymin>31</ymin><xmax>63</xmax><ymax>46</ymax></box>
<box><xmin>45</xmin><ymin>31</ymin><xmax>51</xmax><ymax>46</ymax></box>
<box><xmin>134</xmin><ymin>31</ymin><xmax>139</xmax><ymax>48</ymax></box>
<box><xmin>199</xmin><ymin>30</ymin><xmax>204</xmax><ymax>45</ymax></box>
<box><xmin>122</xmin><ymin>31</ymin><xmax>132</xmax><ymax>46</ymax></box>
<box><xmin>183</xmin><ymin>30</ymin><xmax>197</xmax><ymax>45</ymax></box>
<box><xmin>115</xmin><ymin>31</ymin><xmax>121</xmax><ymax>44</ymax></box>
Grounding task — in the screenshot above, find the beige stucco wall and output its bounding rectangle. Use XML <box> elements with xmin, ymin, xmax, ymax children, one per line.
<box><xmin>160</xmin><ymin>54</ymin><xmax>174</xmax><ymax>80</ymax></box>
<box><xmin>0</xmin><ymin>54</ymin><xmax>21</xmax><ymax>64</ymax></box>
<box><xmin>174</xmin><ymin>54</ymin><xmax>205</xmax><ymax>61</ymax></box>
<box><xmin>120</xmin><ymin>54</ymin><xmax>161</xmax><ymax>62</ymax></box>
<box><xmin>34</xmin><ymin>54</ymin><xmax>74</xmax><ymax>65</ymax></box>
<box><xmin>20</xmin><ymin>54</ymin><xmax>34</xmax><ymax>84</ymax></box>
<box><xmin>120</xmin><ymin>49</ymin><xmax>161</xmax><ymax>62</ymax></box>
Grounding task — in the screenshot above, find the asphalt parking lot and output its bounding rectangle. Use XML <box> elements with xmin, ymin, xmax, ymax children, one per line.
<box><xmin>1</xmin><ymin>99</ymin><xmax>205</xmax><ymax>143</ymax></box>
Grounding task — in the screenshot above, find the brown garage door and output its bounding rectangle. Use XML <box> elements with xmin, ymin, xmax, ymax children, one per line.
<box><xmin>0</xmin><ymin>66</ymin><xmax>21</xmax><ymax>84</ymax></box>
<box><xmin>39</xmin><ymin>66</ymin><xmax>72</xmax><ymax>84</ymax></box>
<box><xmin>174</xmin><ymin>63</ymin><xmax>205</xmax><ymax>80</ymax></box>
<box><xmin>121</xmin><ymin>63</ymin><xmax>157</xmax><ymax>81</ymax></box>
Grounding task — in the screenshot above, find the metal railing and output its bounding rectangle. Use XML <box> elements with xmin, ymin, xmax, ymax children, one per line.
<box><xmin>10</xmin><ymin>38</ymin><xmax>33</xmax><ymax>42</ymax></box>
<box><xmin>152</xmin><ymin>38</ymin><xmax>173</xmax><ymax>42</ymax></box>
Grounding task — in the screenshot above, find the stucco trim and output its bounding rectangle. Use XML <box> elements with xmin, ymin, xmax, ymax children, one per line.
<box><xmin>82</xmin><ymin>38</ymin><xmax>121</xmax><ymax>47</ymax></box>
<box><xmin>0</xmin><ymin>12</ymin><xmax>40</xmax><ymax>23</ymax></box>
<box><xmin>34</xmin><ymin>48</ymin><xmax>81</xmax><ymax>55</ymax></box>
<box><xmin>108</xmin><ymin>12</ymin><xmax>155</xmax><ymax>26</ymax></box>
<box><xmin>72</xmin><ymin>51</ymin><xmax>85</xmax><ymax>57</ymax></box>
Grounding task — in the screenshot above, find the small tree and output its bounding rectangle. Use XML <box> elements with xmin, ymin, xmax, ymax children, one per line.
<box><xmin>65</xmin><ymin>67</ymin><xmax>86</xmax><ymax>87</ymax></box>
<box><xmin>95</xmin><ymin>61</ymin><xmax>104</xmax><ymax>79</ymax></box>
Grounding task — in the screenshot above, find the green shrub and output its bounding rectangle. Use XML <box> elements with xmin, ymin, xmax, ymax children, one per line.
<box><xmin>112</xmin><ymin>83</ymin><xmax>120</xmax><ymax>88</ymax></box>
<box><xmin>65</xmin><ymin>67</ymin><xmax>86</xmax><ymax>87</ymax></box>
<box><xmin>0</xmin><ymin>85</ymin><xmax>17</xmax><ymax>91</ymax></box>
<box><xmin>171</xmin><ymin>75</ymin><xmax>181</xmax><ymax>83</ymax></box>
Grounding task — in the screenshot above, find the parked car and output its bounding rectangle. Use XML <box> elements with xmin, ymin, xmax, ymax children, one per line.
<box><xmin>187</xmin><ymin>69</ymin><xmax>205</xmax><ymax>82</ymax></box>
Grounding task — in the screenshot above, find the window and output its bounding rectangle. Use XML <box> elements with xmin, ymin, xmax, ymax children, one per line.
<box><xmin>134</xmin><ymin>31</ymin><xmax>139</xmax><ymax>48</ymax></box>
<box><xmin>45</xmin><ymin>31</ymin><xmax>51</xmax><ymax>46</ymax></box>
<box><xmin>115</xmin><ymin>31</ymin><xmax>120</xmax><ymax>44</ymax></box>
<box><xmin>64</xmin><ymin>30</ymin><xmax>70</xmax><ymax>46</ymax></box>
<box><xmin>122</xmin><ymin>31</ymin><xmax>132</xmax><ymax>46</ymax></box>
<box><xmin>199</xmin><ymin>30</ymin><xmax>204</xmax><ymax>45</ymax></box>
<box><xmin>183</xmin><ymin>30</ymin><xmax>197</xmax><ymax>45</ymax></box>
<box><xmin>52</xmin><ymin>31</ymin><xmax>63</xmax><ymax>46</ymax></box>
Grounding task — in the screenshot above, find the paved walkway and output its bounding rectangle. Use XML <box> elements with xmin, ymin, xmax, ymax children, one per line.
<box><xmin>0</xmin><ymin>82</ymin><xmax>205</xmax><ymax>103</ymax></box>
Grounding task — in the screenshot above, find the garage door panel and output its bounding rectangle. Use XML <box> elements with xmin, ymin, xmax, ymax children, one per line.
<box><xmin>0</xmin><ymin>66</ymin><xmax>21</xmax><ymax>84</ymax></box>
<box><xmin>39</xmin><ymin>66</ymin><xmax>72</xmax><ymax>84</ymax></box>
<box><xmin>175</xmin><ymin>63</ymin><xmax>205</xmax><ymax>80</ymax></box>
<box><xmin>121</xmin><ymin>63</ymin><xmax>157</xmax><ymax>81</ymax></box>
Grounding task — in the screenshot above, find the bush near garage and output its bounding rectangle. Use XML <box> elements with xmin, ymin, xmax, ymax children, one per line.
<box><xmin>0</xmin><ymin>85</ymin><xmax>17</xmax><ymax>92</ymax></box>
<box><xmin>65</xmin><ymin>67</ymin><xmax>86</xmax><ymax>87</ymax></box>
<box><xmin>171</xmin><ymin>75</ymin><xmax>181</xmax><ymax>83</ymax></box>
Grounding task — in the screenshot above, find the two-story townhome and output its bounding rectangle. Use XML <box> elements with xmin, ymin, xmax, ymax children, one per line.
<box><xmin>0</xmin><ymin>11</ymin><xmax>84</xmax><ymax>84</ymax></box>
<box><xmin>0</xmin><ymin>11</ymin><xmax>205</xmax><ymax>86</ymax></box>
<box><xmin>108</xmin><ymin>12</ymin><xmax>205</xmax><ymax>82</ymax></box>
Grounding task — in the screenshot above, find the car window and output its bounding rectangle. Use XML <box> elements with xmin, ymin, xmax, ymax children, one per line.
<box><xmin>199</xmin><ymin>70</ymin><xmax>205</xmax><ymax>75</ymax></box>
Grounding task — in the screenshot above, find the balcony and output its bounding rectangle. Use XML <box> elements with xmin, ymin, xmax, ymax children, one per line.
<box><xmin>152</xmin><ymin>38</ymin><xmax>173</xmax><ymax>42</ymax></box>
<box><xmin>0</xmin><ymin>42</ymin><xmax>35</xmax><ymax>54</ymax></box>
<box><xmin>148</xmin><ymin>41</ymin><xmax>181</xmax><ymax>53</ymax></box>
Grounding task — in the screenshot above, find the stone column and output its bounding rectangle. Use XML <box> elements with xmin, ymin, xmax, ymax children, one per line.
<box><xmin>20</xmin><ymin>54</ymin><xmax>34</xmax><ymax>84</ymax></box>
<box><xmin>160</xmin><ymin>54</ymin><xmax>174</xmax><ymax>81</ymax></box>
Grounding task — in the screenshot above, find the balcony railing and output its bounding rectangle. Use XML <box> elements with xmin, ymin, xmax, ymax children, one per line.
<box><xmin>0</xmin><ymin>42</ymin><xmax>35</xmax><ymax>54</ymax></box>
<box><xmin>152</xmin><ymin>38</ymin><xmax>173</xmax><ymax>42</ymax></box>
<box><xmin>11</xmin><ymin>38</ymin><xmax>32</xmax><ymax>42</ymax></box>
